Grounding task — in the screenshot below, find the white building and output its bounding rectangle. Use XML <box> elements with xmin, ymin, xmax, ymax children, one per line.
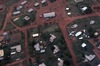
<box><xmin>81</xmin><ymin>43</ymin><xmax>87</xmax><ymax>48</ymax></box>
<box><xmin>16</xmin><ymin>6</ymin><xmax>23</xmax><ymax>10</ymax></box>
<box><xmin>53</xmin><ymin>45</ymin><xmax>60</xmax><ymax>54</ymax></box>
<box><xmin>32</xmin><ymin>33</ymin><xmax>39</xmax><ymax>38</ymax></box>
<box><xmin>0</xmin><ymin>50</ymin><xmax>4</xmax><ymax>57</ymax></box>
<box><xmin>43</xmin><ymin>12</ymin><xmax>56</xmax><ymax>18</ymax></box>
<box><xmin>28</xmin><ymin>8</ymin><xmax>33</xmax><ymax>13</ymax></box>
<box><xmin>75</xmin><ymin>31</ymin><xmax>82</xmax><ymax>37</ymax></box>
<box><xmin>23</xmin><ymin>16</ymin><xmax>30</xmax><ymax>21</ymax></box>
<box><xmin>34</xmin><ymin>2</ymin><xmax>40</xmax><ymax>7</ymax></box>
<box><xmin>21</xmin><ymin>0</ymin><xmax>27</xmax><ymax>5</ymax></box>
<box><xmin>41</xmin><ymin>0</ymin><xmax>47</xmax><ymax>4</ymax></box>
<box><xmin>34</xmin><ymin>43</ymin><xmax>40</xmax><ymax>51</ymax></box>
<box><xmin>13</xmin><ymin>11</ymin><xmax>21</xmax><ymax>15</ymax></box>
<box><xmin>85</xmin><ymin>54</ymin><xmax>96</xmax><ymax>61</ymax></box>
<box><xmin>39</xmin><ymin>63</ymin><xmax>46</xmax><ymax>66</ymax></box>
<box><xmin>74</xmin><ymin>0</ymin><xmax>83</xmax><ymax>3</ymax></box>
<box><xmin>58</xmin><ymin>58</ymin><xmax>64</xmax><ymax>66</ymax></box>
<box><xmin>49</xmin><ymin>34</ymin><xmax>56</xmax><ymax>42</ymax></box>
<box><xmin>11</xmin><ymin>45</ymin><xmax>21</xmax><ymax>52</ymax></box>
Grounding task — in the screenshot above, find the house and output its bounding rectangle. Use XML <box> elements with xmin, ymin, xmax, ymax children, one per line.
<box><xmin>76</xmin><ymin>2</ymin><xmax>92</xmax><ymax>14</ymax></box>
<box><xmin>21</xmin><ymin>0</ymin><xmax>27</xmax><ymax>5</ymax></box>
<box><xmin>0</xmin><ymin>50</ymin><xmax>4</xmax><ymax>60</ymax></box>
<box><xmin>13</xmin><ymin>11</ymin><xmax>21</xmax><ymax>15</ymax></box>
<box><xmin>0</xmin><ymin>50</ymin><xmax>4</xmax><ymax>57</ymax></box>
<box><xmin>16</xmin><ymin>6</ymin><xmax>23</xmax><ymax>10</ymax></box>
<box><xmin>34</xmin><ymin>2</ymin><xmax>40</xmax><ymax>7</ymax></box>
<box><xmin>74</xmin><ymin>0</ymin><xmax>83</xmax><ymax>3</ymax></box>
<box><xmin>65</xmin><ymin>7</ymin><xmax>70</xmax><ymax>11</ymax></box>
<box><xmin>28</xmin><ymin>8</ymin><xmax>33</xmax><ymax>13</ymax></box>
<box><xmin>41</xmin><ymin>0</ymin><xmax>47</xmax><ymax>4</ymax></box>
<box><xmin>39</xmin><ymin>63</ymin><xmax>46</xmax><ymax>66</ymax></box>
<box><xmin>81</xmin><ymin>43</ymin><xmax>87</xmax><ymax>48</ymax></box>
<box><xmin>43</xmin><ymin>12</ymin><xmax>56</xmax><ymax>18</ymax></box>
<box><xmin>49</xmin><ymin>34</ymin><xmax>56</xmax><ymax>42</ymax></box>
<box><xmin>23</xmin><ymin>16</ymin><xmax>30</xmax><ymax>21</ymax></box>
<box><xmin>75</xmin><ymin>31</ymin><xmax>82</xmax><ymax>37</ymax></box>
<box><xmin>85</xmin><ymin>54</ymin><xmax>96</xmax><ymax>61</ymax></box>
<box><xmin>53</xmin><ymin>45</ymin><xmax>60</xmax><ymax>54</ymax></box>
<box><xmin>58</xmin><ymin>58</ymin><xmax>64</xmax><ymax>66</ymax></box>
<box><xmin>32</xmin><ymin>33</ymin><xmax>39</xmax><ymax>38</ymax></box>
<box><xmin>11</xmin><ymin>45</ymin><xmax>21</xmax><ymax>52</ymax></box>
<box><xmin>34</xmin><ymin>43</ymin><xmax>40</xmax><ymax>51</ymax></box>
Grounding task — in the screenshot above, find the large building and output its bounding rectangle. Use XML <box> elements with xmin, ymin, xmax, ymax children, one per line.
<box><xmin>43</xmin><ymin>12</ymin><xmax>56</xmax><ymax>18</ymax></box>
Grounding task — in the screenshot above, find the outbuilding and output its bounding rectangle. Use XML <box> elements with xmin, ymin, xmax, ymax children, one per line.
<box><xmin>43</xmin><ymin>12</ymin><xmax>56</xmax><ymax>18</ymax></box>
<box><xmin>13</xmin><ymin>11</ymin><xmax>21</xmax><ymax>15</ymax></box>
<box><xmin>21</xmin><ymin>0</ymin><xmax>27</xmax><ymax>5</ymax></box>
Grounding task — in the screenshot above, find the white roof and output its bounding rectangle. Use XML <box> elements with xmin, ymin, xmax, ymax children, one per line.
<box><xmin>53</xmin><ymin>45</ymin><xmax>59</xmax><ymax>54</ymax></box>
<box><xmin>67</xmin><ymin>12</ymin><xmax>71</xmax><ymax>15</ymax></box>
<box><xmin>28</xmin><ymin>8</ymin><xmax>33</xmax><ymax>13</ymax></box>
<box><xmin>58</xmin><ymin>58</ymin><xmax>64</xmax><ymax>66</ymax></box>
<box><xmin>11</xmin><ymin>45</ymin><xmax>21</xmax><ymax>52</ymax></box>
<box><xmin>32</xmin><ymin>33</ymin><xmax>39</xmax><ymax>37</ymax></box>
<box><xmin>85</xmin><ymin>54</ymin><xmax>96</xmax><ymax>61</ymax></box>
<box><xmin>90</xmin><ymin>20</ymin><xmax>95</xmax><ymax>24</ymax></box>
<box><xmin>81</xmin><ymin>43</ymin><xmax>86</xmax><ymax>47</ymax></box>
<box><xmin>79</xmin><ymin>37</ymin><xmax>83</xmax><ymax>39</ymax></box>
<box><xmin>11</xmin><ymin>52</ymin><xmax>16</xmax><ymax>55</ymax></box>
<box><xmin>98</xmin><ymin>64</ymin><xmax>100</xmax><ymax>66</ymax></box>
<box><xmin>34</xmin><ymin>2</ymin><xmax>39</xmax><ymax>6</ymax></box>
<box><xmin>39</xmin><ymin>63</ymin><xmax>46</xmax><ymax>66</ymax></box>
<box><xmin>16</xmin><ymin>6</ymin><xmax>23</xmax><ymax>10</ymax></box>
<box><xmin>24</xmin><ymin>16</ymin><xmax>30</xmax><ymax>21</ymax></box>
<box><xmin>3</xmin><ymin>32</ymin><xmax>8</xmax><ymax>36</ymax></box>
<box><xmin>0</xmin><ymin>50</ymin><xmax>4</xmax><ymax>57</ymax></box>
<box><xmin>82</xmin><ymin>7</ymin><xmax>88</xmax><ymax>11</ymax></box>
<box><xmin>34</xmin><ymin>43</ymin><xmax>40</xmax><ymax>51</ymax></box>
<box><xmin>13</xmin><ymin>18</ymin><xmax>19</xmax><ymax>21</ymax></box>
<box><xmin>21</xmin><ymin>0</ymin><xmax>27</xmax><ymax>5</ymax></box>
<box><xmin>13</xmin><ymin>11</ymin><xmax>21</xmax><ymax>15</ymax></box>
<box><xmin>43</xmin><ymin>12</ymin><xmax>56</xmax><ymax>18</ymax></box>
<box><xmin>65</xmin><ymin>8</ymin><xmax>69</xmax><ymax>10</ymax></box>
<box><xmin>75</xmin><ymin>31</ymin><xmax>82</xmax><ymax>37</ymax></box>
<box><xmin>41</xmin><ymin>0</ymin><xmax>46</xmax><ymax>4</ymax></box>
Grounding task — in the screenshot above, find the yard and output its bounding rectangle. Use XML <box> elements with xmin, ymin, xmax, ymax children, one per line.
<box><xmin>28</xmin><ymin>24</ymin><xmax>74</xmax><ymax>66</ymax></box>
<box><xmin>4</xmin><ymin>23</ymin><xmax>15</xmax><ymax>31</ymax></box>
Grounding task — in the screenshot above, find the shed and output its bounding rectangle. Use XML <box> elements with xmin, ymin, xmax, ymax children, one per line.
<box><xmin>43</xmin><ymin>12</ymin><xmax>56</xmax><ymax>18</ymax></box>
<box><xmin>32</xmin><ymin>33</ymin><xmax>39</xmax><ymax>38</ymax></box>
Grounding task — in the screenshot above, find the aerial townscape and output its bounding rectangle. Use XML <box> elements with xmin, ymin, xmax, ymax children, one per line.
<box><xmin>0</xmin><ymin>0</ymin><xmax>100</xmax><ymax>66</ymax></box>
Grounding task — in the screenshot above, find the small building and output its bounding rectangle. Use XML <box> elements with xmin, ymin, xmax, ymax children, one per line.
<box><xmin>74</xmin><ymin>0</ymin><xmax>83</xmax><ymax>3</ymax></box>
<box><xmin>65</xmin><ymin>7</ymin><xmax>70</xmax><ymax>11</ymax></box>
<box><xmin>67</xmin><ymin>12</ymin><xmax>72</xmax><ymax>16</ymax></box>
<box><xmin>0</xmin><ymin>50</ymin><xmax>4</xmax><ymax>57</ymax></box>
<box><xmin>28</xmin><ymin>8</ymin><xmax>33</xmax><ymax>13</ymax></box>
<box><xmin>53</xmin><ymin>45</ymin><xmax>60</xmax><ymax>54</ymax></box>
<box><xmin>34</xmin><ymin>2</ymin><xmax>40</xmax><ymax>7</ymax></box>
<box><xmin>41</xmin><ymin>0</ymin><xmax>47</xmax><ymax>4</ymax></box>
<box><xmin>81</xmin><ymin>43</ymin><xmax>87</xmax><ymax>48</ymax></box>
<box><xmin>23</xmin><ymin>16</ymin><xmax>30</xmax><ymax>21</ymax></box>
<box><xmin>34</xmin><ymin>43</ymin><xmax>40</xmax><ymax>51</ymax></box>
<box><xmin>32</xmin><ymin>33</ymin><xmax>39</xmax><ymax>38</ymax></box>
<box><xmin>75</xmin><ymin>31</ymin><xmax>82</xmax><ymax>37</ymax></box>
<box><xmin>43</xmin><ymin>12</ymin><xmax>56</xmax><ymax>18</ymax></box>
<box><xmin>85</xmin><ymin>54</ymin><xmax>96</xmax><ymax>61</ymax></box>
<box><xmin>11</xmin><ymin>45</ymin><xmax>21</xmax><ymax>52</ymax></box>
<box><xmin>58</xmin><ymin>58</ymin><xmax>64</xmax><ymax>66</ymax></box>
<box><xmin>21</xmin><ymin>0</ymin><xmax>27</xmax><ymax>5</ymax></box>
<box><xmin>49</xmin><ymin>34</ymin><xmax>56</xmax><ymax>42</ymax></box>
<box><xmin>16</xmin><ymin>6</ymin><xmax>23</xmax><ymax>10</ymax></box>
<box><xmin>39</xmin><ymin>63</ymin><xmax>46</xmax><ymax>66</ymax></box>
<box><xmin>13</xmin><ymin>11</ymin><xmax>21</xmax><ymax>15</ymax></box>
<box><xmin>13</xmin><ymin>17</ymin><xmax>19</xmax><ymax>21</ymax></box>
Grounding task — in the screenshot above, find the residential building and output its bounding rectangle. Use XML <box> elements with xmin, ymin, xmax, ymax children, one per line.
<box><xmin>28</xmin><ymin>8</ymin><xmax>33</xmax><ymax>13</ymax></box>
<box><xmin>13</xmin><ymin>11</ymin><xmax>21</xmax><ymax>15</ymax></box>
<box><xmin>41</xmin><ymin>0</ymin><xmax>47</xmax><ymax>4</ymax></box>
<box><xmin>34</xmin><ymin>2</ymin><xmax>40</xmax><ymax>7</ymax></box>
<box><xmin>16</xmin><ymin>6</ymin><xmax>23</xmax><ymax>10</ymax></box>
<box><xmin>0</xmin><ymin>50</ymin><xmax>4</xmax><ymax>60</ymax></box>
<box><xmin>32</xmin><ymin>33</ymin><xmax>39</xmax><ymax>38</ymax></box>
<box><xmin>11</xmin><ymin>45</ymin><xmax>21</xmax><ymax>52</ymax></box>
<box><xmin>21</xmin><ymin>0</ymin><xmax>27</xmax><ymax>5</ymax></box>
<box><xmin>23</xmin><ymin>16</ymin><xmax>30</xmax><ymax>21</ymax></box>
<box><xmin>43</xmin><ymin>12</ymin><xmax>56</xmax><ymax>18</ymax></box>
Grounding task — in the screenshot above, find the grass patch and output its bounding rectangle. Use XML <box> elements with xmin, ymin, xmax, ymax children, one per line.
<box><xmin>4</xmin><ymin>23</ymin><xmax>15</xmax><ymax>31</ymax></box>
